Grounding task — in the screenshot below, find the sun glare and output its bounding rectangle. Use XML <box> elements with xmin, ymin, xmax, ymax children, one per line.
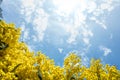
<box><xmin>53</xmin><ymin>0</ymin><xmax>82</xmax><ymax>15</ymax></box>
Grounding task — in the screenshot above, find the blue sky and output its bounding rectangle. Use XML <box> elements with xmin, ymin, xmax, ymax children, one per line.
<box><xmin>1</xmin><ymin>0</ymin><xmax>120</xmax><ymax>68</ymax></box>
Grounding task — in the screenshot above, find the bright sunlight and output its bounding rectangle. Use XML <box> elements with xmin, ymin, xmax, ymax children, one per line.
<box><xmin>52</xmin><ymin>0</ymin><xmax>87</xmax><ymax>15</ymax></box>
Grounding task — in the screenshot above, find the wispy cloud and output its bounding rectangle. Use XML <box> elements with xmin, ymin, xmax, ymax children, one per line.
<box><xmin>82</xmin><ymin>29</ymin><xmax>93</xmax><ymax>37</ymax></box>
<box><xmin>58</xmin><ymin>48</ymin><xmax>63</xmax><ymax>53</ymax></box>
<box><xmin>90</xmin><ymin>17</ymin><xmax>107</xmax><ymax>30</ymax></box>
<box><xmin>82</xmin><ymin>29</ymin><xmax>93</xmax><ymax>45</ymax></box>
<box><xmin>99</xmin><ymin>46</ymin><xmax>112</xmax><ymax>56</ymax></box>
<box><xmin>54</xmin><ymin>0</ymin><xmax>119</xmax><ymax>47</ymax></box>
<box><xmin>20</xmin><ymin>0</ymin><xmax>35</xmax><ymax>23</ymax></box>
<box><xmin>32</xmin><ymin>8</ymin><xmax>49</xmax><ymax>41</ymax></box>
<box><xmin>66</xmin><ymin>27</ymin><xmax>79</xmax><ymax>44</ymax></box>
<box><xmin>83</xmin><ymin>38</ymin><xmax>90</xmax><ymax>45</ymax></box>
<box><xmin>87</xmin><ymin>1</ymin><xmax>97</xmax><ymax>13</ymax></box>
<box><xmin>20</xmin><ymin>0</ymin><xmax>49</xmax><ymax>42</ymax></box>
<box><xmin>3</xmin><ymin>0</ymin><xmax>119</xmax><ymax>46</ymax></box>
<box><xmin>99</xmin><ymin>0</ymin><xmax>115</xmax><ymax>12</ymax></box>
<box><xmin>23</xmin><ymin>29</ymin><xmax>29</xmax><ymax>40</ymax></box>
<box><xmin>32</xmin><ymin>35</ymin><xmax>37</xmax><ymax>42</ymax></box>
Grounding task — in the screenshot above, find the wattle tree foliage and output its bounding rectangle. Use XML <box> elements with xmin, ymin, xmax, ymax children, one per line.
<box><xmin>0</xmin><ymin>20</ymin><xmax>120</xmax><ymax>80</ymax></box>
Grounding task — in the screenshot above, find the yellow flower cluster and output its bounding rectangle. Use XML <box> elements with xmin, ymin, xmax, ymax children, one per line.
<box><xmin>0</xmin><ymin>20</ymin><xmax>120</xmax><ymax>80</ymax></box>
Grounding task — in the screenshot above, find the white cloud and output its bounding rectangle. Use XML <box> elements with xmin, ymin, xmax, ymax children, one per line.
<box><xmin>58</xmin><ymin>48</ymin><xmax>63</xmax><ymax>53</ymax></box>
<box><xmin>32</xmin><ymin>35</ymin><xmax>37</xmax><ymax>42</ymax></box>
<box><xmin>87</xmin><ymin>1</ymin><xmax>97</xmax><ymax>13</ymax></box>
<box><xmin>20</xmin><ymin>0</ymin><xmax>35</xmax><ymax>23</ymax></box>
<box><xmin>99</xmin><ymin>46</ymin><xmax>112</xmax><ymax>56</ymax></box>
<box><xmin>58</xmin><ymin>0</ymin><xmax>119</xmax><ymax>46</ymax></box>
<box><xmin>90</xmin><ymin>17</ymin><xmax>107</xmax><ymax>30</ymax></box>
<box><xmin>52</xmin><ymin>0</ymin><xmax>87</xmax><ymax>16</ymax></box>
<box><xmin>64</xmin><ymin>10</ymin><xmax>87</xmax><ymax>44</ymax></box>
<box><xmin>20</xmin><ymin>0</ymin><xmax>49</xmax><ymax>42</ymax></box>
<box><xmin>32</xmin><ymin>8</ymin><xmax>49</xmax><ymax>41</ymax></box>
<box><xmin>83</xmin><ymin>38</ymin><xmax>90</xmax><ymax>45</ymax></box>
<box><xmin>23</xmin><ymin>29</ymin><xmax>29</xmax><ymax>40</ymax></box>
<box><xmin>100</xmin><ymin>3</ymin><xmax>113</xmax><ymax>12</ymax></box>
<box><xmin>88</xmin><ymin>0</ymin><xmax>120</xmax><ymax>30</ymax></box>
<box><xmin>61</xmin><ymin>23</ymin><xmax>79</xmax><ymax>44</ymax></box>
<box><xmin>74</xmin><ymin>10</ymin><xmax>86</xmax><ymax>26</ymax></box>
<box><xmin>82</xmin><ymin>29</ymin><xmax>93</xmax><ymax>37</ymax></box>
<box><xmin>66</xmin><ymin>29</ymin><xmax>79</xmax><ymax>44</ymax></box>
<box><xmin>56</xmin><ymin>0</ymin><xmax>113</xmax><ymax>54</ymax></box>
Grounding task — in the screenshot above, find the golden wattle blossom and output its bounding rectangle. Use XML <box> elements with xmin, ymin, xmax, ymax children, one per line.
<box><xmin>0</xmin><ymin>20</ymin><xmax>120</xmax><ymax>80</ymax></box>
